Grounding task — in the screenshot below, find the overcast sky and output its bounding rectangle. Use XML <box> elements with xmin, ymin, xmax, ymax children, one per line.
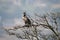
<box><xmin>0</xmin><ymin>0</ymin><xmax>60</xmax><ymax>40</ymax></box>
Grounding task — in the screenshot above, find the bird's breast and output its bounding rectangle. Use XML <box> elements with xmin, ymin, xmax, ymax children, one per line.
<box><xmin>22</xmin><ymin>17</ymin><xmax>27</xmax><ymax>21</ymax></box>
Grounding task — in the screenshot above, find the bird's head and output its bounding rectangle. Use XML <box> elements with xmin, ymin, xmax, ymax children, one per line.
<box><xmin>23</xmin><ymin>12</ymin><xmax>26</xmax><ymax>16</ymax></box>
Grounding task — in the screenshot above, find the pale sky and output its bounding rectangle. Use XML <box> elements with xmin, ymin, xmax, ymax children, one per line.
<box><xmin>0</xmin><ymin>0</ymin><xmax>60</xmax><ymax>40</ymax></box>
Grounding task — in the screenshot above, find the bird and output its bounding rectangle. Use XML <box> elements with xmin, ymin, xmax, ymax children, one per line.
<box><xmin>22</xmin><ymin>12</ymin><xmax>31</xmax><ymax>27</ymax></box>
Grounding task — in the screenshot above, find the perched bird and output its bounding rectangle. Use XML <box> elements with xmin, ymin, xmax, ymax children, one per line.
<box><xmin>22</xmin><ymin>12</ymin><xmax>31</xmax><ymax>27</ymax></box>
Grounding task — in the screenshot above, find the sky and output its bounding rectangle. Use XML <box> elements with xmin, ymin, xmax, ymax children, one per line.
<box><xmin>0</xmin><ymin>0</ymin><xmax>60</xmax><ymax>40</ymax></box>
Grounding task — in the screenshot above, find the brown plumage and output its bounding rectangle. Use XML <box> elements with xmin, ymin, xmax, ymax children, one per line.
<box><xmin>22</xmin><ymin>12</ymin><xmax>31</xmax><ymax>27</ymax></box>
